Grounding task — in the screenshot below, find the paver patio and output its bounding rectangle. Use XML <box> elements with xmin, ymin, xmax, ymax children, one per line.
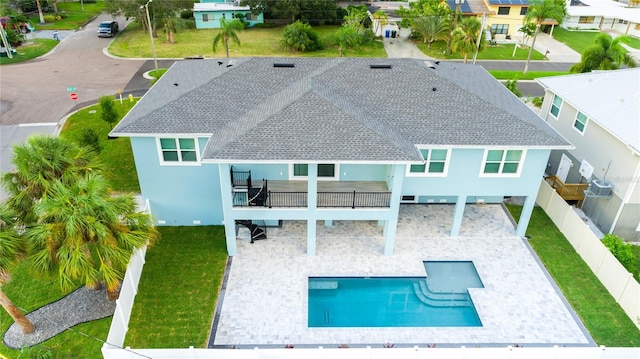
<box><xmin>210</xmin><ymin>204</ymin><xmax>593</xmax><ymax>347</ymax></box>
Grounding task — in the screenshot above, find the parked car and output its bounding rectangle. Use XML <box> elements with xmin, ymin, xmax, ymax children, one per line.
<box><xmin>97</xmin><ymin>21</ymin><xmax>118</xmax><ymax>37</ymax></box>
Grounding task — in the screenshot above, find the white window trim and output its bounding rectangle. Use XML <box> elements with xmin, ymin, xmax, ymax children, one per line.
<box><xmin>156</xmin><ymin>137</ymin><xmax>201</xmax><ymax>166</ymax></box>
<box><xmin>479</xmin><ymin>149</ymin><xmax>527</xmax><ymax>177</ymax></box>
<box><xmin>573</xmin><ymin>111</ymin><xmax>589</xmax><ymax>135</ymax></box>
<box><xmin>289</xmin><ymin>163</ymin><xmax>340</xmax><ymax>181</ymax></box>
<box><xmin>406</xmin><ymin>147</ymin><xmax>451</xmax><ymax>177</ymax></box>
<box><xmin>550</xmin><ymin>94</ymin><xmax>562</xmax><ymax>119</ymax></box>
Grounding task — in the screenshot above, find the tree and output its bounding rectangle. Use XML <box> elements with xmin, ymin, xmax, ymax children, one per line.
<box><xmin>26</xmin><ymin>173</ymin><xmax>158</xmax><ymax>300</ymax></box>
<box><xmin>523</xmin><ymin>0</ymin><xmax>566</xmax><ymax>73</ymax></box>
<box><xmin>99</xmin><ymin>95</ymin><xmax>119</xmax><ymax>129</ymax></box>
<box><xmin>0</xmin><ymin>205</ymin><xmax>34</xmax><ymax>334</ymax></box>
<box><xmin>212</xmin><ymin>18</ymin><xmax>244</xmax><ymax>58</ymax></box>
<box><xmin>570</xmin><ymin>33</ymin><xmax>637</xmax><ymax>73</ymax></box>
<box><xmin>412</xmin><ymin>15</ymin><xmax>448</xmax><ymax>48</ymax></box>
<box><xmin>451</xmin><ymin>17</ymin><xmax>484</xmax><ymax>63</ymax></box>
<box><xmin>505</xmin><ymin>78</ymin><xmax>522</xmax><ymax>97</ymax></box>
<box><xmin>372</xmin><ymin>10</ymin><xmax>388</xmax><ymax>37</ymax></box>
<box><xmin>1</xmin><ymin>136</ymin><xmax>101</xmax><ymax>224</ymax></box>
<box><xmin>280</xmin><ymin>20</ymin><xmax>323</xmax><ymax>52</ymax></box>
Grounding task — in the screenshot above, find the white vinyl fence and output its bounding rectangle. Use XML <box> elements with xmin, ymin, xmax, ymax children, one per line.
<box><xmin>536</xmin><ymin>180</ymin><xmax>640</xmax><ymax>330</ymax></box>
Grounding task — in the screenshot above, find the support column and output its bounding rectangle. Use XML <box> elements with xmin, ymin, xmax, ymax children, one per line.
<box><xmin>516</xmin><ymin>195</ymin><xmax>536</xmax><ymax>237</ymax></box>
<box><xmin>384</xmin><ymin>164</ymin><xmax>405</xmax><ymax>256</ymax></box>
<box><xmin>450</xmin><ymin>195</ymin><xmax>467</xmax><ymax>237</ymax></box>
<box><xmin>307</xmin><ymin>164</ymin><xmax>318</xmax><ymax>256</ymax></box>
<box><xmin>218</xmin><ymin>163</ymin><xmax>237</xmax><ymax>256</ymax></box>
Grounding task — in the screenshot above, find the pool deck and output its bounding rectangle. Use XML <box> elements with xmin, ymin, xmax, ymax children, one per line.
<box><xmin>210</xmin><ymin>204</ymin><xmax>593</xmax><ymax>348</ymax></box>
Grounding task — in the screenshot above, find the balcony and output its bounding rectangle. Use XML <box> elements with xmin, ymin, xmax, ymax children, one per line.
<box><xmin>544</xmin><ymin>175</ymin><xmax>588</xmax><ymax>206</ymax></box>
<box><xmin>232</xmin><ymin>180</ymin><xmax>391</xmax><ymax>208</ymax></box>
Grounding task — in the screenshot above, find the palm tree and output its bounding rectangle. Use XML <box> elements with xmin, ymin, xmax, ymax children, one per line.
<box><xmin>570</xmin><ymin>33</ymin><xmax>637</xmax><ymax>73</ymax></box>
<box><xmin>0</xmin><ymin>205</ymin><xmax>34</xmax><ymax>334</ymax></box>
<box><xmin>523</xmin><ymin>0</ymin><xmax>566</xmax><ymax>73</ymax></box>
<box><xmin>212</xmin><ymin>18</ymin><xmax>244</xmax><ymax>58</ymax></box>
<box><xmin>451</xmin><ymin>17</ymin><xmax>484</xmax><ymax>63</ymax></box>
<box><xmin>27</xmin><ymin>174</ymin><xmax>158</xmax><ymax>300</ymax></box>
<box><xmin>1</xmin><ymin>136</ymin><xmax>101</xmax><ymax>224</ymax></box>
<box><xmin>412</xmin><ymin>15</ymin><xmax>449</xmax><ymax>49</ymax></box>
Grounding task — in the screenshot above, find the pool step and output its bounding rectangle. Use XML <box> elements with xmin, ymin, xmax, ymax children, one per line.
<box><xmin>419</xmin><ymin>281</ymin><xmax>468</xmax><ymax>301</ymax></box>
<box><xmin>412</xmin><ymin>282</ymin><xmax>470</xmax><ymax>307</ymax></box>
<box><xmin>309</xmin><ymin>281</ymin><xmax>338</xmax><ymax>290</ymax></box>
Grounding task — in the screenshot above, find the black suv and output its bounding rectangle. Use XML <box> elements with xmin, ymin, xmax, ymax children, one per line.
<box><xmin>97</xmin><ymin>21</ymin><xmax>118</xmax><ymax>37</ymax></box>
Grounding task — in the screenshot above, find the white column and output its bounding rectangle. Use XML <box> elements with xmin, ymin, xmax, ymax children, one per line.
<box><xmin>384</xmin><ymin>164</ymin><xmax>405</xmax><ymax>256</ymax></box>
<box><xmin>307</xmin><ymin>164</ymin><xmax>318</xmax><ymax>256</ymax></box>
<box><xmin>218</xmin><ymin>163</ymin><xmax>237</xmax><ymax>256</ymax></box>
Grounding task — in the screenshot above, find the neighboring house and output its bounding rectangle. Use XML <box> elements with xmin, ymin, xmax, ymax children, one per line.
<box><xmin>194</xmin><ymin>0</ymin><xmax>263</xmax><ymax>29</ymax></box>
<box><xmin>479</xmin><ymin>0</ymin><xmax>528</xmax><ymax>40</ymax></box>
<box><xmin>537</xmin><ymin>69</ymin><xmax>640</xmax><ymax>242</ymax></box>
<box><xmin>563</xmin><ymin>0</ymin><xmax>640</xmax><ymax>38</ymax></box>
<box><xmin>110</xmin><ymin>58</ymin><xmax>570</xmax><ymax>256</ymax></box>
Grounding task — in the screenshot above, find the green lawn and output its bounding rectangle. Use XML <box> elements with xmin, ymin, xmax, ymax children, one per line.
<box><xmin>109</xmin><ymin>23</ymin><xmax>386</xmax><ymax>59</ymax></box>
<box><xmin>625</xmin><ymin>36</ymin><xmax>640</xmax><ymax>50</ymax></box>
<box><xmin>552</xmin><ymin>28</ymin><xmax>600</xmax><ymax>54</ymax></box>
<box><xmin>59</xmin><ymin>100</ymin><xmax>140</xmax><ymax>192</ymax></box>
<box><xmin>0</xmin><ymin>39</ymin><xmax>57</xmax><ymax>65</ymax></box>
<box><xmin>507</xmin><ymin>205</ymin><xmax>640</xmax><ymax>347</ymax></box>
<box><xmin>124</xmin><ymin>226</ymin><xmax>227</xmax><ymax>348</ymax></box>
<box><xmin>29</xmin><ymin>0</ymin><xmax>106</xmax><ymax>30</ymax></box>
<box><xmin>488</xmin><ymin>70</ymin><xmax>569</xmax><ymax>80</ymax></box>
<box><xmin>416</xmin><ymin>40</ymin><xmax>546</xmax><ymax>61</ymax></box>
<box><xmin>0</xmin><ymin>262</ymin><xmax>110</xmax><ymax>358</ymax></box>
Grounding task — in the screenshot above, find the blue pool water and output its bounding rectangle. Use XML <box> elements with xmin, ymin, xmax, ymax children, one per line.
<box><xmin>308</xmin><ymin>261</ymin><xmax>484</xmax><ymax>327</ymax></box>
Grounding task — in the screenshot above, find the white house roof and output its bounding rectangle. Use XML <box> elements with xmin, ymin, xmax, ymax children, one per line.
<box><xmin>537</xmin><ymin>69</ymin><xmax>640</xmax><ymax>153</ymax></box>
<box><xmin>567</xmin><ymin>0</ymin><xmax>640</xmax><ymax>23</ymax></box>
<box><xmin>194</xmin><ymin>2</ymin><xmax>250</xmax><ymax>12</ymax></box>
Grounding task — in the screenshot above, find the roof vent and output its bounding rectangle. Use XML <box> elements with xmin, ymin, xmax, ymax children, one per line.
<box><xmin>424</xmin><ymin>60</ymin><xmax>437</xmax><ymax>69</ymax></box>
<box><xmin>432</xmin><ymin>87</ymin><xmax>436</xmax><ymax>91</ymax></box>
<box><xmin>370</xmin><ymin>64</ymin><xmax>392</xmax><ymax>69</ymax></box>
<box><xmin>273</xmin><ymin>63</ymin><xmax>295</xmax><ymax>68</ymax></box>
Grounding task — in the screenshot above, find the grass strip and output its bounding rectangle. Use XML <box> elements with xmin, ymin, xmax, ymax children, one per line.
<box><xmin>488</xmin><ymin>70</ymin><xmax>569</xmax><ymax>80</ymax></box>
<box><xmin>507</xmin><ymin>205</ymin><xmax>640</xmax><ymax>347</ymax></box>
<box><xmin>0</xmin><ymin>39</ymin><xmax>57</xmax><ymax>65</ymax></box>
<box><xmin>124</xmin><ymin>226</ymin><xmax>227</xmax><ymax>348</ymax></box>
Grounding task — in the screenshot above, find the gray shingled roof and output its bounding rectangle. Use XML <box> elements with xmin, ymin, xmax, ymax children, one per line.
<box><xmin>110</xmin><ymin>57</ymin><xmax>570</xmax><ymax>162</ymax></box>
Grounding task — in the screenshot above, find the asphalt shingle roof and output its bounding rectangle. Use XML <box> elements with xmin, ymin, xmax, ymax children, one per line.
<box><xmin>111</xmin><ymin>57</ymin><xmax>570</xmax><ymax>162</ymax></box>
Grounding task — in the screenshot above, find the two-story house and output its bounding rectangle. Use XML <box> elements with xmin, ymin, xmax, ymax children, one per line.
<box><xmin>110</xmin><ymin>58</ymin><xmax>571</xmax><ymax>256</ymax></box>
<box><xmin>194</xmin><ymin>0</ymin><xmax>263</xmax><ymax>29</ymax></box>
<box><xmin>538</xmin><ymin>69</ymin><xmax>640</xmax><ymax>242</ymax></box>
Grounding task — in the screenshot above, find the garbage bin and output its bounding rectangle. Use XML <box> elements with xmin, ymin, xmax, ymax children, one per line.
<box><xmin>385</xmin><ymin>29</ymin><xmax>390</xmax><ymax>38</ymax></box>
<box><xmin>391</xmin><ymin>30</ymin><xmax>397</xmax><ymax>38</ymax></box>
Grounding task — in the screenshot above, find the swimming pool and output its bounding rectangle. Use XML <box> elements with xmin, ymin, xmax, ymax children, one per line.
<box><xmin>308</xmin><ymin>261</ymin><xmax>483</xmax><ymax>327</ymax></box>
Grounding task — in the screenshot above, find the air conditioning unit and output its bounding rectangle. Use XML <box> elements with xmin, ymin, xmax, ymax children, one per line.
<box><xmin>590</xmin><ymin>179</ymin><xmax>613</xmax><ymax>197</ymax></box>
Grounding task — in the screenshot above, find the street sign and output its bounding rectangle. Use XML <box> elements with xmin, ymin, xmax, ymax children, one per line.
<box><xmin>67</xmin><ymin>86</ymin><xmax>76</xmax><ymax>92</ymax></box>
<box><xmin>70</xmin><ymin>93</ymin><xmax>78</xmax><ymax>101</ymax></box>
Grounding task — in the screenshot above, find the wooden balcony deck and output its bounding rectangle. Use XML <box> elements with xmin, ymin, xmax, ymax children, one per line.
<box><xmin>544</xmin><ymin>175</ymin><xmax>588</xmax><ymax>206</ymax></box>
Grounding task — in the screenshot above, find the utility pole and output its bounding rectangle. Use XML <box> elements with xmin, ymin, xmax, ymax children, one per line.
<box><xmin>141</xmin><ymin>0</ymin><xmax>158</xmax><ymax>70</ymax></box>
<box><xmin>472</xmin><ymin>12</ymin><xmax>486</xmax><ymax>64</ymax></box>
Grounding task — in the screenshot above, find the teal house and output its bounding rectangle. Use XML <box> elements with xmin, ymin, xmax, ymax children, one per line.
<box><xmin>194</xmin><ymin>0</ymin><xmax>263</xmax><ymax>29</ymax></box>
<box><xmin>110</xmin><ymin>58</ymin><xmax>571</xmax><ymax>257</ymax></box>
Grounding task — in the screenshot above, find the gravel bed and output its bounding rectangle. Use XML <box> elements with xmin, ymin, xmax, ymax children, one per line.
<box><xmin>3</xmin><ymin>286</ymin><xmax>116</xmax><ymax>349</ymax></box>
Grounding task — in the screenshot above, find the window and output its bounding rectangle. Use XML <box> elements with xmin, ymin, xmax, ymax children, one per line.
<box><xmin>490</xmin><ymin>24</ymin><xmax>509</xmax><ymax>35</ymax></box>
<box><xmin>247</xmin><ymin>13</ymin><xmax>257</xmax><ymax>21</ymax></box>
<box><xmin>578</xmin><ymin>16</ymin><xmax>595</xmax><ymax>24</ymax></box>
<box><xmin>618</xmin><ymin>19</ymin><xmax>628</xmax><ymax>24</ymax></box>
<box><xmin>481</xmin><ymin>149</ymin><xmax>525</xmax><ymax>176</ymax></box>
<box><xmin>573</xmin><ymin>112</ymin><xmax>588</xmax><ymax>133</ymax></box>
<box><xmin>550</xmin><ymin>94</ymin><xmax>562</xmax><ymax>118</ymax></box>
<box><xmin>498</xmin><ymin>7</ymin><xmax>510</xmax><ymax>15</ymax></box>
<box><xmin>202</xmin><ymin>14</ymin><xmax>209</xmax><ymax>22</ymax></box>
<box><xmin>520</xmin><ymin>7</ymin><xmax>528</xmax><ymax>15</ymax></box>
<box><xmin>291</xmin><ymin>164</ymin><xmax>338</xmax><ymax>180</ymax></box>
<box><xmin>635</xmin><ymin>23</ymin><xmax>640</xmax><ymax>30</ymax></box>
<box><xmin>408</xmin><ymin>148</ymin><xmax>450</xmax><ymax>176</ymax></box>
<box><xmin>158</xmin><ymin>138</ymin><xmax>199</xmax><ymax>164</ymax></box>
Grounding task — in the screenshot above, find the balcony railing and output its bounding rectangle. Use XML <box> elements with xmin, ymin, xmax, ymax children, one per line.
<box><xmin>233</xmin><ymin>189</ymin><xmax>391</xmax><ymax>208</ymax></box>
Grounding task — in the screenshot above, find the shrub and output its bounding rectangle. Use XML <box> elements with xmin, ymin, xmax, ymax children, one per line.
<box><xmin>99</xmin><ymin>95</ymin><xmax>119</xmax><ymax>129</ymax></box>
<box><xmin>602</xmin><ymin>234</ymin><xmax>636</xmax><ymax>273</ymax></box>
<box><xmin>505</xmin><ymin>78</ymin><xmax>522</xmax><ymax>98</ymax></box>
<box><xmin>43</xmin><ymin>15</ymin><xmax>56</xmax><ymax>23</ymax></box>
<box><xmin>281</xmin><ymin>21</ymin><xmax>323</xmax><ymax>52</ymax></box>
<box><xmin>532</xmin><ymin>96</ymin><xmax>543</xmax><ymax>107</ymax></box>
<box><xmin>80</xmin><ymin>128</ymin><xmax>101</xmax><ymax>153</ymax></box>
<box><xmin>55</xmin><ymin>15</ymin><xmax>61</xmax><ymax>21</ymax></box>
<box><xmin>180</xmin><ymin>10</ymin><xmax>193</xmax><ymax>20</ymax></box>
<box><xmin>253</xmin><ymin>22</ymin><xmax>278</xmax><ymax>28</ymax></box>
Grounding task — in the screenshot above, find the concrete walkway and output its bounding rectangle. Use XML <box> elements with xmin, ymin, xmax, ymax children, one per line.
<box><xmin>530</xmin><ymin>32</ymin><xmax>581</xmax><ymax>63</ymax></box>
